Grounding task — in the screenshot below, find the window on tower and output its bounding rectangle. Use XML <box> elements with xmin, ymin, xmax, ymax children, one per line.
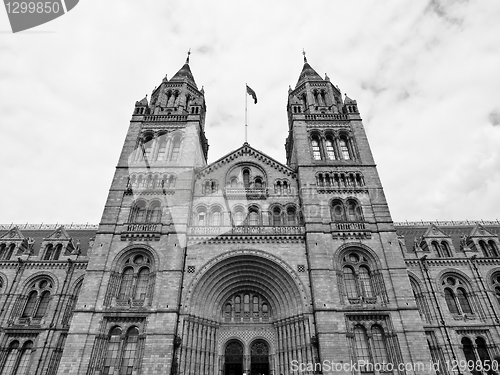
<box><xmin>311</xmin><ymin>136</ymin><xmax>322</xmax><ymax>160</ymax></box>
<box><xmin>339</xmin><ymin>136</ymin><xmax>351</xmax><ymax>160</ymax></box>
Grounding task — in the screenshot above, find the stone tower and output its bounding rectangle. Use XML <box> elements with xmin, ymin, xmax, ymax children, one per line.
<box><xmin>57</xmin><ymin>54</ymin><xmax>209</xmax><ymax>375</ymax></box>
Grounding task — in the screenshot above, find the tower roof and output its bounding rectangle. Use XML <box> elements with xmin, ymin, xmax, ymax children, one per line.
<box><xmin>170</xmin><ymin>54</ymin><xmax>198</xmax><ymax>89</ymax></box>
<box><xmin>295</xmin><ymin>61</ymin><xmax>323</xmax><ymax>88</ymax></box>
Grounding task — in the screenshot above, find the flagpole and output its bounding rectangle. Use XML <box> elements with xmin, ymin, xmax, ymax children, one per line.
<box><xmin>245</xmin><ymin>83</ymin><xmax>248</xmax><ymax>143</ymax></box>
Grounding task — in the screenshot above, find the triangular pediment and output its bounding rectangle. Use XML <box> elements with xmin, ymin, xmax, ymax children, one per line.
<box><xmin>469</xmin><ymin>224</ymin><xmax>497</xmax><ymax>238</ymax></box>
<box><xmin>197</xmin><ymin>143</ymin><xmax>296</xmax><ymax>179</ymax></box>
<box><xmin>0</xmin><ymin>226</ymin><xmax>25</xmax><ymax>241</ymax></box>
<box><xmin>422</xmin><ymin>224</ymin><xmax>450</xmax><ymax>239</ymax></box>
<box><xmin>45</xmin><ymin>226</ymin><xmax>71</xmax><ymax>241</ymax></box>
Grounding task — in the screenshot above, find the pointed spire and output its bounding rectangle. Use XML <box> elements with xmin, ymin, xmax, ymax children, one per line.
<box><xmin>295</xmin><ymin>52</ymin><xmax>323</xmax><ymax>88</ymax></box>
<box><xmin>170</xmin><ymin>51</ymin><xmax>198</xmax><ymax>89</ymax></box>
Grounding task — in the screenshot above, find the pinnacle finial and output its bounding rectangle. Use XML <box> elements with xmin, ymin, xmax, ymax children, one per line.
<box><xmin>186</xmin><ymin>48</ymin><xmax>191</xmax><ymax>64</ymax></box>
<box><xmin>302</xmin><ymin>48</ymin><xmax>307</xmax><ymax>63</ymax></box>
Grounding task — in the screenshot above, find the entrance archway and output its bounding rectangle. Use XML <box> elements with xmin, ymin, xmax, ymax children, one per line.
<box><xmin>225</xmin><ymin>340</ymin><xmax>244</xmax><ymax>375</ymax></box>
<box><xmin>250</xmin><ymin>340</ymin><xmax>270</xmax><ymax>375</ymax></box>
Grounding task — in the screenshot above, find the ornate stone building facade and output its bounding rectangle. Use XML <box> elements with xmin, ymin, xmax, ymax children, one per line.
<box><xmin>0</xmin><ymin>56</ymin><xmax>499</xmax><ymax>375</ymax></box>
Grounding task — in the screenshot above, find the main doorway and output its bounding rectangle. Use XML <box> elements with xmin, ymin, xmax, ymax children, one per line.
<box><xmin>225</xmin><ymin>340</ymin><xmax>244</xmax><ymax>375</ymax></box>
<box><xmin>250</xmin><ymin>340</ymin><xmax>270</xmax><ymax>375</ymax></box>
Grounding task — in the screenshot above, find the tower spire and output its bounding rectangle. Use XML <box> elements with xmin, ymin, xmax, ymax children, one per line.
<box><xmin>186</xmin><ymin>48</ymin><xmax>191</xmax><ymax>64</ymax></box>
<box><xmin>302</xmin><ymin>48</ymin><xmax>307</xmax><ymax>63</ymax></box>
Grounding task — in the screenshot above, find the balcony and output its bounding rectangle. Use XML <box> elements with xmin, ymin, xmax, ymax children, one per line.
<box><xmin>224</xmin><ymin>188</ymin><xmax>267</xmax><ymax>200</ymax></box>
<box><xmin>331</xmin><ymin>221</ymin><xmax>371</xmax><ymax>240</ymax></box>
<box><xmin>121</xmin><ymin>222</ymin><xmax>161</xmax><ymax>241</ymax></box>
<box><xmin>188</xmin><ymin>225</ymin><xmax>305</xmax><ymax>236</ymax></box>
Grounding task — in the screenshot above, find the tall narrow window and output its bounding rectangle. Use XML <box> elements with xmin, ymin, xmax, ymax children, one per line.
<box><xmin>461</xmin><ymin>338</ymin><xmax>478</xmax><ymax>374</ymax></box>
<box><xmin>359</xmin><ymin>266</ymin><xmax>373</xmax><ymax>297</ymax></box>
<box><xmin>346</xmin><ymin>200</ymin><xmax>362</xmax><ymax>221</ymax></box>
<box><xmin>44</xmin><ymin>244</ymin><xmax>54</xmax><ymax>260</ymax></box>
<box><xmin>53</xmin><ymin>244</ymin><xmax>62</xmax><ymax>260</ymax></box>
<box><xmin>35</xmin><ymin>291</ymin><xmax>50</xmax><ymax>318</ymax></box>
<box><xmin>143</xmin><ymin>136</ymin><xmax>153</xmax><ymax>161</ymax></box>
<box><xmin>121</xmin><ymin>327</ymin><xmax>140</xmax><ymax>375</ymax></box>
<box><xmin>134</xmin><ymin>268</ymin><xmax>150</xmax><ymax>300</ymax></box>
<box><xmin>343</xmin><ymin>267</ymin><xmax>357</xmax><ymax>298</ymax></box>
<box><xmin>272</xmin><ymin>207</ymin><xmax>283</xmax><ymax>226</ymax></box>
<box><xmin>441</xmin><ymin>241</ymin><xmax>452</xmax><ymax>257</ymax></box>
<box><xmin>325</xmin><ymin>138</ymin><xmax>335</xmax><ymax>160</ymax></box>
<box><xmin>475</xmin><ymin>337</ymin><xmax>493</xmax><ymax>371</ymax></box>
<box><xmin>148</xmin><ymin>203</ymin><xmax>162</xmax><ymax>223</ymax></box>
<box><xmin>103</xmin><ymin>327</ymin><xmax>122</xmax><ymax>375</ymax></box>
<box><xmin>0</xmin><ymin>244</ymin><xmax>5</xmax><ymax>259</ymax></box>
<box><xmin>243</xmin><ymin>169</ymin><xmax>250</xmax><ymax>188</ymax></box>
<box><xmin>234</xmin><ymin>296</ymin><xmax>241</xmax><ymax>313</ymax></box>
<box><xmin>170</xmin><ymin>137</ymin><xmax>181</xmax><ymax>161</ymax></box>
<box><xmin>444</xmin><ymin>288</ymin><xmax>459</xmax><ymax>315</ymax></box>
<box><xmin>156</xmin><ymin>137</ymin><xmax>167</xmax><ymax>161</ymax></box>
<box><xmin>339</xmin><ymin>137</ymin><xmax>351</xmax><ymax>160</ymax></box>
<box><xmin>249</xmin><ymin>207</ymin><xmax>259</xmax><ymax>226</ymax></box>
<box><xmin>211</xmin><ymin>209</ymin><xmax>222</xmax><ymax>226</ymax></box>
<box><xmin>287</xmin><ymin>207</ymin><xmax>297</xmax><ymax>226</ymax></box>
<box><xmin>16</xmin><ymin>341</ymin><xmax>33</xmax><ymax>375</ymax></box>
<box><xmin>244</xmin><ymin>294</ymin><xmax>250</xmax><ymax>312</ymax></box>
<box><xmin>432</xmin><ymin>242</ymin><xmax>442</xmax><ymax>258</ymax></box>
<box><xmin>456</xmin><ymin>288</ymin><xmax>473</xmax><ymax>314</ymax></box>
<box><xmin>132</xmin><ymin>201</ymin><xmax>147</xmax><ymax>223</ymax></box>
<box><xmin>489</xmin><ymin>241</ymin><xmax>499</xmax><ymax>257</ymax></box>
<box><xmin>2</xmin><ymin>341</ymin><xmax>20</xmax><ymax>375</ymax></box>
<box><xmin>234</xmin><ymin>208</ymin><xmax>244</xmax><ymax>226</ymax></box>
<box><xmin>253</xmin><ymin>296</ymin><xmax>259</xmax><ymax>312</ymax></box>
<box><xmin>354</xmin><ymin>326</ymin><xmax>372</xmax><ymax>364</ymax></box>
<box><xmin>22</xmin><ymin>291</ymin><xmax>37</xmax><ymax>318</ymax></box>
<box><xmin>254</xmin><ymin>178</ymin><xmax>263</xmax><ymax>189</ymax></box>
<box><xmin>119</xmin><ymin>268</ymin><xmax>134</xmax><ymax>300</ymax></box>
<box><xmin>331</xmin><ymin>200</ymin><xmax>345</xmax><ymax>221</ymax></box>
<box><xmin>371</xmin><ymin>326</ymin><xmax>389</xmax><ymax>364</ymax></box>
<box><xmin>311</xmin><ymin>137</ymin><xmax>321</xmax><ymax>160</ymax></box>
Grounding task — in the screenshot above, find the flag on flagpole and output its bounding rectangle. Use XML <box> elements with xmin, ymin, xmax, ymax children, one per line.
<box><xmin>246</xmin><ymin>85</ymin><xmax>257</xmax><ymax>104</ymax></box>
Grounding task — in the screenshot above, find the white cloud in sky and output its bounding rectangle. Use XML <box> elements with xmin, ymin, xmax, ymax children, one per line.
<box><xmin>0</xmin><ymin>0</ymin><xmax>499</xmax><ymax>224</ymax></box>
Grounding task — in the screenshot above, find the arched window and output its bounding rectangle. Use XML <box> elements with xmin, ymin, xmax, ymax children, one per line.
<box><xmin>432</xmin><ymin>241</ymin><xmax>443</xmax><ymax>258</ymax></box>
<box><xmin>491</xmin><ymin>273</ymin><xmax>500</xmax><ymax>308</ymax></box>
<box><xmin>196</xmin><ymin>207</ymin><xmax>207</xmax><ymax>226</ymax></box>
<box><xmin>119</xmin><ymin>267</ymin><xmax>134</xmax><ymax>300</ymax></box>
<box><xmin>311</xmin><ymin>136</ymin><xmax>322</xmax><ymax>160</ymax></box>
<box><xmin>253</xmin><ymin>296</ymin><xmax>259</xmax><ymax>312</ymax></box>
<box><xmin>22</xmin><ymin>291</ymin><xmax>37</xmax><ymax>318</ymax></box>
<box><xmin>134</xmin><ymin>268</ymin><xmax>150</xmax><ymax>300</ymax></box>
<box><xmin>243</xmin><ymin>169</ymin><xmax>250</xmax><ymax>188</ymax></box>
<box><xmin>43</xmin><ymin>244</ymin><xmax>54</xmax><ymax>260</ymax></box>
<box><xmin>346</xmin><ymin>200</ymin><xmax>363</xmax><ymax>221</ymax></box>
<box><xmin>156</xmin><ymin>136</ymin><xmax>167</xmax><ymax>161</ymax></box>
<box><xmin>16</xmin><ymin>341</ymin><xmax>33</xmax><ymax>375</ymax></box>
<box><xmin>148</xmin><ymin>202</ymin><xmax>162</xmax><ymax>223</ymax></box>
<box><xmin>339</xmin><ymin>136</ymin><xmax>351</xmax><ymax>160</ymax></box>
<box><xmin>248</xmin><ymin>206</ymin><xmax>260</xmax><ymax>226</ymax></box>
<box><xmin>103</xmin><ymin>327</ymin><xmax>122</xmax><ymax>375</ymax></box>
<box><xmin>113</xmin><ymin>254</ymin><xmax>154</xmax><ymax>305</ymax></box>
<box><xmin>234</xmin><ymin>296</ymin><xmax>241</xmax><ymax>313</ymax></box>
<box><xmin>461</xmin><ymin>338</ymin><xmax>478</xmax><ymax>370</ymax></box>
<box><xmin>230</xmin><ymin>177</ymin><xmax>238</xmax><ymax>188</ymax></box>
<box><xmin>489</xmin><ymin>241</ymin><xmax>499</xmax><ymax>257</ymax></box>
<box><xmin>325</xmin><ymin>138</ymin><xmax>335</xmax><ymax>160</ymax></box>
<box><xmin>223</xmin><ymin>292</ymin><xmax>271</xmax><ymax>321</ymax></box>
<box><xmin>211</xmin><ymin>208</ymin><xmax>222</xmax><ymax>226</ymax></box>
<box><xmin>411</xmin><ymin>278</ymin><xmax>431</xmax><ymax>322</ymax></box>
<box><xmin>143</xmin><ymin>135</ymin><xmax>153</xmax><ymax>161</ymax></box>
<box><xmin>121</xmin><ymin>327</ymin><xmax>140</xmax><ymax>375</ymax></box>
<box><xmin>443</xmin><ymin>276</ymin><xmax>474</xmax><ymax>315</ymax></box>
<box><xmin>476</xmin><ymin>337</ymin><xmax>493</xmax><ymax>371</ymax></box>
<box><xmin>244</xmin><ymin>294</ymin><xmax>250</xmax><ymax>312</ymax></box>
<box><xmin>53</xmin><ymin>244</ymin><xmax>62</xmax><ymax>260</ymax></box>
<box><xmin>35</xmin><ymin>291</ymin><xmax>50</xmax><ymax>318</ymax></box>
<box><xmin>371</xmin><ymin>325</ymin><xmax>389</xmax><ymax>364</ymax></box>
<box><xmin>331</xmin><ymin>200</ymin><xmax>346</xmax><ymax>222</ymax></box>
<box><xmin>286</xmin><ymin>207</ymin><xmax>297</xmax><ymax>226</ymax></box>
<box><xmin>131</xmin><ymin>201</ymin><xmax>147</xmax><ymax>223</ymax></box>
<box><xmin>444</xmin><ymin>288</ymin><xmax>459</xmax><ymax>315</ymax></box>
<box><xmin>358</xmin><ymin>266</ymin><xmax>373</xmax><ymax>297</ymax></box>
<box><xmin>343</xmin><ymin>266</ymin><xmax>357</xmax><ymax>298</ymax></box>
<box><xmin>4</xmin><ymin>244</ymin><xmax>15</xmax><ymax>260</ymax></box>
<box><xmin>479</xmin><ymin>241</ymin><xmax>490</xmax><ymax>257</ymax></box>
<box><xmin>170</xmin><ymin>136</ymin><xmax>181</xmax><ymax>161</ymax></box>
<box><xmin>254</xmin><ymin>177</ymin><xmax>263</xmax><ymax>189</ymax></box>
<box><xmin>2</xmin><ymin>341</ymin><xmax>20</xmax><ymax>375</ymax></box>
<box><xmin>234</xmin><ymin>207</ymin><xmax>244</xmax><ymax>226</ymax></box>
<box><xmin>272</xmin><ymin>207</ymin><xmax>283</xmax><ymax>226</ymax></box>
<box><xmin>441</xmin><ymin>241</ymin><xmax>452</xmax><ymax>257</ymax></box>
<box><xmin>0</xmin><ymin>244</ymin><xmax>5</xmax><ymax>259</ymax></box>
<box><xmin>353</xmin><ymin>326</ymin><xmax>372</xmax><ymax>364</ymax></box>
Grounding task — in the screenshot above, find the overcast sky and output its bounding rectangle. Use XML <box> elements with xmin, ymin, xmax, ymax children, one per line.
<box><xmin>0</xmin><ymin>0</ymin><xmax>499</xmax><ymax>225</ymax></box>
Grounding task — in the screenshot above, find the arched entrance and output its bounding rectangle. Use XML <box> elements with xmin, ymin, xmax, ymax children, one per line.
<box><xmin>225</xmin><ymin>340</ymin><xmax>244</xmax><ymax>375</ymax></box>
<box><xmin>250</xmin><ymin>340</ymin><xmax>270</xmax><ymax>375</ymax></box>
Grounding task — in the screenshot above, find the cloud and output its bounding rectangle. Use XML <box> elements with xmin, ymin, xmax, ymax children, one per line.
<box><xmin>488</xmin><ymin>110</ymin><xmax>500</xmax><ymax>126</ymax></box>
